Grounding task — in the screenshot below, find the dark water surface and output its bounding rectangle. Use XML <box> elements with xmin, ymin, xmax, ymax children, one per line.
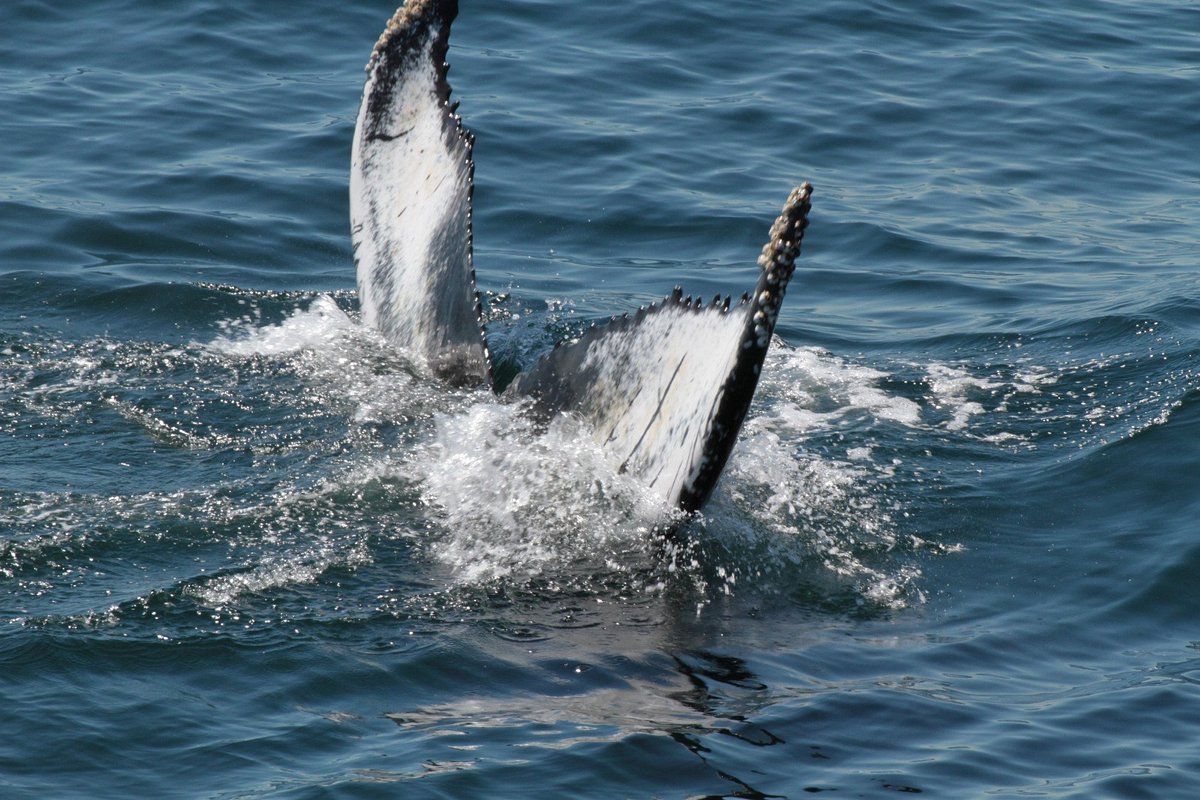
<box><xmin>3</xmin><ymin>1</ymin><xmax>1199</xmax><ymax>797</ymax></box>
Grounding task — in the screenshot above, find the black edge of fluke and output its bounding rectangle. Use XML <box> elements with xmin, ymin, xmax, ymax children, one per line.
<box><xmin>676</xmin><ymin>182</ymin><xmax>813</xmax><ymax>512</ymax></box>
<box><xmin>366</xmin><ymin>0</ymin><xmax>457</xmax><ymax>102</ymax></box>
<box><xmin>363</xmin><ymin>1</ymin><xmax>459</xmax><ymax>153</ymax></box>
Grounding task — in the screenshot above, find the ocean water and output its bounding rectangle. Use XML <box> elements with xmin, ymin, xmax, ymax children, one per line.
<box><xmin>2</xmin><ymin>0</ymin><xmax>1199</xmax><ymax>797</ymax></box>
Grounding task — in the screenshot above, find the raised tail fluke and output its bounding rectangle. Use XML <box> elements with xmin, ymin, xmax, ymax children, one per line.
<box><xmin>352</xmin><ymin>4</ymin><xmax>813</xmax><ymax>514</ymax></box>
<box><xmin>350</xmin><ymin>0</ymin><xmax>492</xmax><ymax>387</ymax></box>
<box><xmin>509</xmin><ymin>184</ymin><xmax>813</xmax><ymax>511</ymax></box>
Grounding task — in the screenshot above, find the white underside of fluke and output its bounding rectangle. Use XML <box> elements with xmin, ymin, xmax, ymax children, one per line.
<box><xmin>573</xmin><ymin>303</ymin><xmax>749</xmax><ymax>505</ymax></box>
<box><xmin>351</xmin><ymin>2</ymin><xmax>489</xmax><ymax>386</ymax></box>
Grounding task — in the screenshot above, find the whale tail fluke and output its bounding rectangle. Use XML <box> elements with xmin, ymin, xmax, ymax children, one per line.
<box><xmin>351</xmin><ymin>0</ymin><xmax>491</xmax><ymax>387</ymax></box>
<box><xmin>352</xmin><ymin>0</ymin><xmax>813</xmax><ymax>512</ymax></box>
<box><xmin>510</xmin><ymin>185</ymin><xmax>812</xmax><ymax>511</ymax></box>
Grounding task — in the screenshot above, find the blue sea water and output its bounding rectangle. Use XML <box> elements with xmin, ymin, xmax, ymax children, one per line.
<box><xmin>2</xmin><ymin>0</ymin><xmax>1199</xmax><ymax>797</ymax></box>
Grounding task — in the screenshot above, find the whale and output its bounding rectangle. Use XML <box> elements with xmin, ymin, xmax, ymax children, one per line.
<box><xmin>351</xmin><ymin>0</ymin><xmax>812</xmax><ymax>514</ymax></box>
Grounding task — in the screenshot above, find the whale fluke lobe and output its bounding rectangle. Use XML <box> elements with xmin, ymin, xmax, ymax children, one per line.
<box><xmin>351</xmin><ymin>0</ymin><xmax>491</xmax><ymax>387</ymax></box>
<box><xmin>353</xmin><ymin>2</ymin><xmax>813</xmax><ymax>513</ymax></box>
<box><xmin>510</xmin><ymin>185</ymin><xmax>812</xmax><ymax>512</ymax></box>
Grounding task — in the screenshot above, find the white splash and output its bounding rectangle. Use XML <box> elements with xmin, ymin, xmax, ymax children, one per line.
<box><xmin>207</xmin><ymin>295</ymin><xmax>360</xmax><ymax>357</ymax></box>
<box><xmin>199</xmin><ymin>312</ymin><xmax>946</xmax><ymax>609</ymax></box>
<box><xmin>758</xmin><ymin>344</ymin><xmax>922</xmax><ymax>430</ymax></box>
<box><xmin>716</xmin><ymin>420</ymin><xmax>921</xmax><ymax>609</ymax></box>
<box><xmin>188</xmin><ymin>538</ymin><xmax>372</xmax><ymax>609</ymax></box>
<box><xmin>703</xmin><ymin>343</ymin><xmax>937</xmax><ymax>608</ymax></box>
<box><xmin>925</xmin><ymin>363</ymin><xmax>1002</xmax><ymax>431</ymax></box>
<box><xmin>413</xmin><ymin>401</ymin><xmax>673</xmax><ymax>585</ymax></box>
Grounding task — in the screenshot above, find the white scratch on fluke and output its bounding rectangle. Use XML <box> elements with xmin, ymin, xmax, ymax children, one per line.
<box><xmin>353</xmin><ymin>0</ymin><xmax>813</xmax><ymax>513</ymax></box>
